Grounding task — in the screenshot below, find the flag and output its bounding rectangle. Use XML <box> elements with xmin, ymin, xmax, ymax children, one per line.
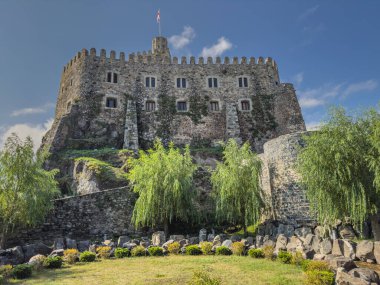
<box><xmin>156</xmin><ymin>10</ymin><xmax>160</xmax><ymax>23</ymax></box>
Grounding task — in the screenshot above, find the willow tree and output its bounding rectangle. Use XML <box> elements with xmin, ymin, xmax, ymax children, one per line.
<box><xmin>127</xmin><ymin>139</ymin><xmax>197</xmax><ymax>237</ymax></box>
<box><xmin>0</xmin><ymin>134</ymin><xmax>59</xmax><ymax>248</ymax></box>
<box><xmin>211</xmin><ymin>139</ymin><xmax>264</xmax><ymax>236</ymax></box>
<box><xmin>297</xmin><ymin>107</ymin><xmax>380</xmax><ymax>231</ymax></box>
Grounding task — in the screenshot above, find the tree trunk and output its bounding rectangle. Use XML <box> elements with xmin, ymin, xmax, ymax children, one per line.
<box><xmin>164</xmin><ymin>219</ymin><xmax>169</xmax><ymax>240</ymax></box>
<box><xmin>243</xmin><ymin>224</ymin><xmax>248</xmax><ymax>238</ymax></box>
<box><xmin>370</xmin><ymin>213</ymin><xmax>380</xmax><ymax>241</ymax></box>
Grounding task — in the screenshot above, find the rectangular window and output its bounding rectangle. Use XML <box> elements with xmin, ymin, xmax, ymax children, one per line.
<box><xmin>107</xmin><ymin>72</ymin><xmax>112</xmax><ymax>83</ymax></box>
<box><xmin>106</xmin><ymin>98</ymin><xmax>117</xmax><ymax>108</ymax></box>
<box><xmin>146</xmin><ymin>77</ymin><xmax>150</xmax><ymax>87</ymax></box>
<box><xmin>113</xmin><ymin>73</ymin><xmax>118</xmax><ymax>83</ymax></box>
<box><xmin>208</xmin><ymin>78</ymin><xmax>213</xmax><ymax>88</ymax></box>
<box><xmin>213</xmin><ymin>78</ymin><xmax>218</xmax><ymax>88</ymax></box>
<box><xmin>210</xmin><ymin>101</ymin><xmax>219</xmax><ymax>111</ymax></box>
<box><xmin>238</xmin><ymin>77</ymin><xmax>248</xmax><ymax>88</ymax></box>
<box><xmin>151</xmin><ymin>77</ymin><xmax>156</xmax><ymax>88</ymax></box>
<box><xmin>177</xmin><ymin>78</ymin><xmax>181</xmax><ymax>88</ymax></box>
<box><xmin>241</xmin><ymin>100</ymin><xmax>250</xmax><ymax>111</ymax></box>
<box><xmin>145</xmin><ymin>76</ymin><xmax>156</xmax><ymax>88</ymax></box>
<box><xmin>177</xmin><ymin>101</ymin><xmax>187</xmax><ymax>111</ymax></box>
<box><xmin>145</xmin><ymin>101</ymin><xmax>156</xmax><ymax>112</ymax></box>
<box><xmin>208</xmin><ymin>77</ymin><xmax>218</xmax><ymax>88</ymax></box>
<box><xmin>176</xmin><ymin>78</ymin><xmax>187</xmax><ymax>88</ymax></box>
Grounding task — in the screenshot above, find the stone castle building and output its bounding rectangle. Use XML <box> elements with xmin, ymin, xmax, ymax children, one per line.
<box><xmin>42</xmin><ymin>36</ymin><xmax>306</xmax><ymax>152</ymax></box>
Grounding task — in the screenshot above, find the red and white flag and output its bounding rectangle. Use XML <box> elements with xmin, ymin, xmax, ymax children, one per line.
<box><xmin>156</xmin><ymin>10</ymin><xmax>160</xmax><ymax>23</ymax></box>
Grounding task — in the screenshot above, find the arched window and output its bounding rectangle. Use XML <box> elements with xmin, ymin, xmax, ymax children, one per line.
<box><xmin>145</xmin><ymin>101</ymin><xmax>156</xmax><ymax>112</ymax></box>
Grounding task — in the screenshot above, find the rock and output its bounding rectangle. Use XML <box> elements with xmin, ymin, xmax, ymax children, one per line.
<box><xmin>332</xmin><ymin>239</ymin><xmax>344</xmax><ymax>256</ymax></box>
<box><xmin>103</xmin><ymin>240</ymin><xmax>114</xmax><ymax>247</ymax></box>
<box><xmin>275</xmin><ymin>234</ymin><xmax>288</xmax><ymax>253</ymax></box>
<box><xmin>286</xmin><ymin>236</ymin><xmax>303</xmax><ymax>253</ymax></box>
<box><xmin>277</xmin><ymin>224</ymin><xmax>294</xmax><ymax>237</ymax></box>
<box><xmin>28</xmin><ymin>254</ymin><xmax>46</xmax><ymax>270</ymax></box>
<box><xmin>263</xmin><ymin>239</ymin><xmax>275</xmax><ymax>248</ymax></box>
<box><xmin>140</xmin><ymin>241</ymin><xmax>150</xmax><ymax>248</ymax></box>
<box><xmin>340</xmin><ymin>225</ymin><xmax>356</xmax><ymax>239</ymax></box>
<box><xmin>230</xmin><ymin>235</ymin><xmax>241</xmax><ymax>242</ymax></box>
<box><xmin>329</xmin><ymin>256</ymin><xmax>356</xmax><ymax>271</ymax></box>
<box><xmin>53</xmin><ymin>238</ymin><xmax>65</xmax><ymax>250</ymax></box>
<box><xmin>118</xmin><ymin>236</ymin><xmax>131</xmax><ymax>247</ymax></box>
<box><xmin>313</xmin><ymin>253</ymin><xmax>325</xmax><ymax>260</ymax></box>
<box><xmin>207</xmin><ymin>234</ymin><xmax>215</xmax><ymax>242</ymax></box>
<box><xmin>373</xmin><ymin>241</ymin><xmax>380</xmax><ymax>264</ymax></box>
<box><xmin>366</xmin><ymin>259</ymin><xmax>375</xmax><ymax>264</ymax></box>
<box><xmin>123</xmin><ymin>242</ymin><xmax>137</xmax><ymax>250</ymax></box>
<box><xmin>0</xmin><ymin>246</ymin><xmax>24</xmax><ymax>265</ymax></box>
<box><xmin>255</xmin><ymin>235</ymin><xmax>263</xmax><ymax>248</ymax></box>
<box><xmin>199</xmin><ymin>229</ymin><xmax>207</xmax><ymax>242</ymax></box>
<box><xmin>188</xmin><ymin>237</ymin><xmax>199</xmax><ymax>245</ymax></box>
<box><xmin>179</xmin><ymin>239</ymin><xmax>188</xmax><ymax>247</ymax></box>
<box><xmin>314</xmin><ymin>226</ymin><xmax>328</xmax><ymax>239</ymax></box>
<box><xmin>356</xmin><ymin>240</ymin><xmax>375</xmax><ymax>261</ymax></box>
<box><xmin>131</xmin><ymin>239</ymin><xmax>140</xmax><ymax>245</ymax></box>
<box><xmin>245</xmin><ymin>237</ymin><xmax>254</xmax><ymax>245</ymax></box>
<box><xmin>89</xmin><ymin>244</ymin><xmax>97</xmax><ymax>253</ymax></box>
<box><xmin>343</xmin><ymin>239</ymin><xmax>357</xmax><ymax>260</ymax></box>
<box><xmin>336</xmin><ymin>267</ymin><xmax>368</xmax><ymax>285</ymax></box>
<box><xmin>162</xmin><ymin>240</ymin><xmax>174</xmax><ymax>250</ymax></box>
<box><xmin>213</xmin><ymin>235</ymin><xmax>222</xmax><ymax>246</ymax></box>
<box><xmin>169</xmin><ymin>235</ymin><xmax>185</xmax><ymax>241</ymax></box>
<box><xmin>319</xmin><ymin>238</ymin><xmax>332</xmax><ymax>255</ymax></box>
<box><xmin>77</xmin><ymin>241</ymin><xmax>90</xmax><ymax>252</ymax></box>
<box><xmin>222</xmin><ymin>240</ymin><xmax>233</xmax><ymax>248</ymax></box>
<box><xmin>49</xmin><ymin>249</ymin><xmax>64</xmax><ymax>257</ymax></box>
<box><xmin>304</xmin><ymin>234</ymin><xmax>320</xmax><ymax>253</ymax></box>
<box><xmin>22</xmin><ymin>242</ymin><xmax>52</xmax><ymax>261</ymax></box>
<box><xmin>349</xmin><ymin>268</ymin><xmax>379</xmax><ymax>283</ymax></box>
<box><xmin>65</xmin><ymin>238</ymin><xmax>77</xmax><ymax>249</ymax></box>
<box><xmin>294</xmin><ymin>227</ymin><xmax>312</xmax><ymax>238</ymax></box>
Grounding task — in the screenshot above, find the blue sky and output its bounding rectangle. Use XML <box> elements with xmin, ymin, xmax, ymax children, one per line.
<box><xmin>0</xmin><ymin>0</ymin><xmax>379</xmax><ymax>149</ymax></box>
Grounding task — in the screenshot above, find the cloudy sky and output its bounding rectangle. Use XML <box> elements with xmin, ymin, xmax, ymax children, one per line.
<box><xmin>0</xmin><ymin>0</ymin><xmax>379</xmax><ymax>150</ymax></box>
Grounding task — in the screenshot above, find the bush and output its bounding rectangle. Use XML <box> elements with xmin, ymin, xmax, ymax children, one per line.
<box><xmin>215</xmin><ymin>246</ymin><xmax>232</xmax><ymax>256</ymax></box>
<box><xmin>64</xmin><ymin>248</ymin><xmax>79</xmax><ymax>264</ymax></box>
<box><xmin>0</xmin><ymin>275</ymin><xmax>3</xmax><ymax>285</ymax></box>
<box><xmin>263</xmin><ymin>245</ymin><xmax>275</xmax><ymax>260</ymax></box>
<box><xmin>304</xmin><ymin>270</ymin><xmax>334</xmax><ymax>285</ymax></box>
<box><xmin>301</xmin><ymin>259</ymin><xmax>312</xmax><ymax>271</ymax></box>
<box><xmin>114</xmin><ymin>247</ymin><xmax>130</xmax><ymax>258</ymax></box>
<box><xmin>277</xmin><ymin>250</ymin><xmax>292</xmax><ymax>264</ymax></box>
<box><xmin>131</xmin><ymin>245</ymin><xmax>147</xmax><ymax>257</ymax></box>
<box><xmin>231</xmin><ymin>242</ymin><xmax>244</xmax><ymax>256</ymax></box>
<box><xmin>79</xmin><ymin>251</ymin><xmax>96</xmax><ymax>262</ymax></box>
<box><xmin>248</xmin><ymin>248</ymin><xmax>264</xmax><ymax>258</ymax></box>
<box><xmin>43</xmin><ymin>256</ymin><xmax>63</xmax><ymax>269</ymax></box>
<box><xmin>12</xmin><ymin>264</ymin><xmax>32</xmax><ymax>279</ymax></box>
<box><xmin>168</xmin><ymin>242</ymin><xmax>181</xmax><ymax>255</ymax></box>
<box><xmin>291</xmin><ymin>251</ymin><xmax>304</xmax><ymax>266</ymax></box>
<box><xmin>0</xmin><ymin>265</ymin><xmax>13</xmax><ymax>278</ymax></box>
<box><xmin>302</xmin><ymin>260</ymin><xmax>330</xmax><ymax>272</ymax></box>
<box><xmin>186</xmin><ymin>245</ymin><xmax>203</xmax><ymax>256</ymax></box>
<box><xmin>148</xmin><ymin>246</ymin><xmax>164</xmax><ymax>256</ymax></box>
<box><xmin>199</xmin><ymin>242</ymin><xmax>213</xmax><ymax>255</ymax></box>
<box><xmin>187</xmin><ymin>270</ymin><xmax>221</xmax><ymax>285</ymax></box>
<box><xmin>96</xmin><ymin>246</ymin><xmax>112</xmax><ymax>259</ymax></box>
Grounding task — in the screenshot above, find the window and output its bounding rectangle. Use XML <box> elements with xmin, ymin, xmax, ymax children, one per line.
<box><xmin>113</xmin><ymin>73</ymin><xmax>118</xmax><ymax>83</ymax></box>
<box><xmin>210</xmin><ymin>101</ymin><xmax>219</xmax><ymax>111</ymax></box>
<box><xmin>241</xmin><ymin>100</ymin><xmax>250</xmax><ymax>111</ymax></box>
<box><xmin>145</xmin><ymin>101</ymin><xmax>156</xmax><ymax>112</ymax></box>
<box><xmin>106</xmin><ymin>97</ymin><xmax>117</xmax><ymax>108</ymax></box>
<box><xmin>145</xmin><ymin>77</ymin><xmax>156</xmax><ymax>88</ymax></box>
<box><xmin>238</xmin><ymin>77</ymin><xmax>248</xmax><ymax>88</ymax></box>
<box><xmin>208</xmin><ymin>77</ymin><xmax>218</xmax><ymax>88</ymax></box>
<box><xmin>177</xmin><ymin>101</ymin><xmax>187</xmax><ymax>111</ymax></box>
<box><xmin>107</xmin><ymin>72</ymin><xmax>118</xmax><ymax>83</ymax></box>
<box><xmin>176</xmin><ymin>78</ymin><xmax>187</xmax><ymax>88</ymax></box>
<box><xmin>107</xmin><ymin>72</ymin><xmax>112</xmax><ymax>82</ymax></box>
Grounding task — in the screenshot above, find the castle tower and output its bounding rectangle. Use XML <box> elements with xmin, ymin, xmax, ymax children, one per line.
<box><xmin>152</xmin><ymin>36</ymin><xmax>171</xmax><ymax>57</ymax></box>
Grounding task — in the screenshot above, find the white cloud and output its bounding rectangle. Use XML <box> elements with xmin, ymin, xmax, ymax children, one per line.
<box><xmin>11</xmin><ymin>103</ymin><xmax>55</xmax><ymax>117</ymax></box>
<box><xmin>299</xmin><ymin>97</ymin><xmax>325</xmax><ymax>108</ymax></box>
<box><xmin>293</xmin><ymin>72</ymin><xmax>304</xmax><ymax>87</ymax></box>
<box><xmin>306</xmin><ymin>121</ymin><xmax>322</xmax><ymax>131</ymax></box>
<box><xmin>298</xmin><ymin>5</ymin><xmax>319</xmax><ymax>21</ymax></box>
<box><xmin>342</xmin><ymin>80</ymin><xmax>378</xmax><ymax>98</ymax></box>
<box><xmin>201</xmin><ymin>37</ymin><xmax>233</xmax><ymax>58</ymax></box>
<box><xmin>168</xmin><ymin>26</ymin><xmax>196</xmax><ymax>50</ymax></box>
<box><xmin>0</xmin><ymin>118</ymin><xmax>54</xmax><ymax>152</ymax></box>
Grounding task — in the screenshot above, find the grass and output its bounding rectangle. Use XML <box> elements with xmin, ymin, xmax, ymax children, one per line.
<box><xmin>7</xmin><ymin>255</ymin><xmax>304</xmax><ymax>285</ymax></box>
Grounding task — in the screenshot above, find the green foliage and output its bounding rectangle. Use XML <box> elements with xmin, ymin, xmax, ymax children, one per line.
<box><xmin>297</xmin><ymin>106</ymin><xmax>380</xmax><ymax>228</ymax></box>
<box><xmin>79</xmin><ymin>251</ymin><xmax>96</xmax><ymax>262</ymax></box>
<box><xmin>148</xmin><ymin>246</ymin><xmax>164</xmax><ymax>256</ymax></box>
<box><xmin>291</xmin><ymin>251</ymin><xmax>305</xmax><ymax>266</ymax></box>
<box><xmin>301</xmin><ymin>260</ymin><xmax>330</xmax><ymax>272</ymax></box>
<box><xmin>262</xmin><ymin>245</ymin><xmax>275</xmax><ymax>260</ymax></box>
<box><xmin>128</xmin><ymin>140</ymin><xmax>197</xmax><ymax>234</ymax></box>
<box><xmin>0</xmin><ymin>265</ymin><xmax>13</xmax><ymax>278</ymax></box>
<box><xmin>187</xmin><ymin>269</ymin><xmax>221</xmax><ymax>285</ymax></box>
<box><xmin>277</xmin><ymin>251</ymin><xmax>292</xmax><ymax>264</ymax></box>
<box><xmin>231</xmin><ymin>242</ymin><xmax>245</xmax><ymax>256</ymax></box>
<box><xmin>300</xmin><ymin>259</ymin><xmax>312</xmax><ymax>272</ymax></box>
<box><xmin>12</xmin><ymin>264</ymin><xmax>32</xmax><ymax>279</ymax></box>
<box><xmin>215</xmin><ymin>246</ymin><xmax>232</xmax><ymax>256</ymax></box>
<box><xmin>131</xmin><ymin>246</ymin><xmax>147</xmax><ymax>257</ymax></box>
<box><xmin>168</xmin><ymin>242</ymin><xmax>181</xmax><ymax>255</ymax></box>
<box><xmin>248</xmin><ymin>248</ymin><xmax>264</xmax><ymax>258</ymax></box>
<box><xmin>75</xmin><ymin>157</ymin><xmax>128</xmax><ymax>182</ymax></box>
<box><xmin>199</xmin><ymin>242</ymin><xmax>213</xmax><ymax>255</ymax></box>
<box><xmin>211</xmin><ymin>139</ymin><xmax>264</xmax><ymax>234</ymax></box>
<box><xmin>186</xmin><ymin>245</ymin><xmax>203</xmax><ymax>255</ymax></box>
<box><xmin>64</xmin><ymin>249</ymin><xmax>79</xmax><ymax>264</ymax></box>
<box><xmin>114</xmin><ymin>247</ymin><xmax>130</xmax><ymax>258</ymax></box>
<box><xmin>188</xmin><ymin>92</ymin><xmax>209</xmax><ymax>124</ymax></box>
<box><xmin>43</xmin><ymin>256</ymin><xmax>63</xmax><ymax>269</ymax></box>
<box><xmin>0</xmin><ymin>134</ymin><xmax>59</xmax><ymax>247</ymax></box>
<box><xmin>96</xmin><ymin>246</ymin><xmax>112</xmax><ymax>259</ymax></box>
<box><xmin>304</xmin><ymin>270</ymin><xmax>334</xmax><ymax>285</ymax></box>
<box><xmin>0</xmin><ymin>274</ymin><xmax>3</xmax><ymax>285</ymax></box>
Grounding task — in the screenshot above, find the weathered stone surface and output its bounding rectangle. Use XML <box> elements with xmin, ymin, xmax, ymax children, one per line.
<box><xmin>349</xmin><ymin>268</ymin><xmax>379</xmax><ymax>283</ymax></box>
<box><xmin>356</xmin><ymin>241</ymin><xmax>375</xmax><ymax>261</ymax></box>
<box><xmin>213</xmin><ymin>235</ymin><xmax>222</xmax><ymax>246</ymax></box>
<box><xmin>64</xmin><ymin>238</ymin><xmax>77</xmax><ymax>249</ymax></box>
<box><xmin>77</xmin><ymin>240</ymin><xmax>90</xmax><ymax>252</ymax></box>
<box><xmin>343</xmin><ymin>240</ymin><xmax>357</xmax><ymax>260</ymax></box>
<box><xmin>103</xmin><ymin>240</ymin><xmax>114</xmax><ymax>247</ymax></box>
<box><xmin>162</xmin><ymin>240</ymin><xmax>174</xmax><ymax>250</ymax></box>
<box><xmin>49</xmin><ymin>249</ymin><xmax>64</xmax><ymax>257</ymax></box>
<box><xmin>340</xmin><ymin>225</ymin><xmax>356</xmax><ymax>239</ymax></box>
<box><xmin>151</xmin><ymin>232</ymin><xmax>165</xmax><ymax>246</ymax></box>
<box><xmin>314</xmin><ymin>226</ymin><xmax>328</xmax><ymax>239</ymax></box>
<box><xmin>313</xmin><ymin>253</ymin><xmax>326</xmax><ymax>260</ymax></box>
<box><xmin>207</xmin><ymin>234</ymin><xmax>215</xmax><ymax>242</ymax></box>
<box><xmin>294</xmin><ymin>227</ymin><xmax>312</xmax><ymax>238</ymax></box>
<box><xmin>336</xmin><ymin>268</ymin><xmax>368</xmax><ymax>285</ymax></box>
<box><xmin>332</xmin><ymin>239</ymin><xmax>345</xmax><ymax>256</ymax></box>
<box><xmin>169</xmin><ymin>235</ymin><xmax>185</xmax><ymax>241</ymax></box>
<box><xmin>286</xmin><ymin>236</ymin><xmax>303</xmax><ymax>253</ymax></box>
<box><xmin>123</xmin><ymin>242</ymin><xmax>137</xmax><ymax>250</ymax></box>
<box><xmin>277</xmin><ymin>224</ymin><xmax>295</xmax><ymax>237</ymax></box>
<box><xmin>188</xmin><ymin>237</ymin><xmax>199</xmax><ymax>245</ymax></box>
<box><xmin>140</xmin><ymin>241</ymin><xmax>150</xmax><ymax>248</ymax></box>
<box><xmin>118</xmin><ymin>236</ymin><xmax>131</xmax><ymax>247</ymax></box>
<box><xmin>22</xmin><ymin>242</ymin><xmax>52</xmax><ymax>261</ymax></box>
<box><xmin>319</xmin><ymin>238</ymin><xmax>333</xmax><ymax>255</ymax></box>
<box><xmin>231</xmin><ymin>235</ymin><xmax>241</xmax><ymax>242</ymax></box>
<box><xmin>53</xmin><ymin>238</ymin><xmax>65</xmax><ymax>250</ymax></box>
<box><xmin>222</xmin><ymin>240</ymin><xmax>233</xmax><ymax>248</ymax></box>
<box><xmin>275</xmin><ymin>234</ymin><xmax>288</xmax><ymax>253</ymax></box>
<box><xmin>374</xmin><ymin>241</ymin><xmax>380</xmax><ymax>264</ymax></box>
<box><xmin>255</xmin><ymin>235</ymin><xmax>264</xmax><ymax>248</ymax></box>
<box><xmin>329</xmin><ymin>256</ymin><xmax>356</xmax><ymax>271</ymax></box>
<box><xmin>0</xmin><ymin>246</ymin><xmax>24</xmax><ymax>265</ymax></box>
<box><xmin>199</xmin><ymin>229</ymin><xmax>207</xmax><ymax>242</ymax></box>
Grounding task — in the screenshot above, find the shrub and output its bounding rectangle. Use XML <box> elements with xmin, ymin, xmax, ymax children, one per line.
<box><xmin>114</xmin><ymin>247</ymin><xmax>130</xmax><ymax>258</ymax></box>
<box><xmin>148</xmin><ymin>246</ymin><xmax>164</xmax><ymax>256</ymax></box>
<box><xmin>29</xmin><ymin>255</ymin><xmax>47</xmax><ymax>271</ymax></box>
<box><xmin>215</xmin><ymin>246</ymin><xmax>232</xmax><ymax>256</ymax></box>
<box><xmin>12</xmin><ymin>264</ymin><xmax>32</xmax><ymax>279</ymax></box>
<box><xmin>43</xmin><ymin>256</ymin><xmax>63</xmax><ymax>269</ymax></box>
<box><xmin>187</xmin><ymin>270</ymin><xmax>221</xmax><ymax>285</ymax></box>
<box><xmin>231</xmin><ymin>242</ymin><xmax>244</xmax><ymax>256</ymax></box>
<box><xmin>186</xmin><ymin>245</ymin><xmax>203</xmax><ymax>256</ymax></box>
<box><xmin>291</xmin><ymin>251</ymin><xmax>304</xmax><ymax>266</ymax></box>
<box><xmin>79</xmin><ymin>251</ymin><xmax>96</xmax><ymax>262</ymax></box>
<box><xmin>301</xmin><ymin>259</ymin><xmax>312</xmax><ymax>271</ymax></box>
<box><xmin>248</xmin><ymin>248</ymin><xmax>264</xmax><ymax>258</ymax></box>
<box><xmin>0</xmin><ymin>275</ymin><xmax>3</xmax><ymax>285</ymax></box>
<box><xmin>277</xmin><ymin>250</ymin><xmax>292</xmax><ymax>264</ymax></box>
<box><xmin>263</xmin><ymin>245</ymin><xmax>275</xmax><ymax>260</ymax></box>
<box><xmin>131</xmin><ymin>245</ymin><xmax>147</xmax><ymax>257</ymax></box>
<box><xmin>302</xmin><ymin>260</ymin><xmax>330</xmax><ymax>272</ymax></box>
<box><xmin>199</xmin><ymin>242</ymin><xmax>213</xmax><ymax>255</ymax></box>
<box><xmin>168</xmin><ymin>242</ymin><xmax>181</xmax><ymax>255</ymax></box>
<box><xmin>64</xmin><ymin>248</ymin><xmax>79</xmax><ymax>264</ymax></box>
<box><xmin>0</xmin><ymin>265</ymin><xmax>13</xmax><ymax>278</ymax></box>
<box><xmin>96</xmin><ymin>246</ymin><xmax>112</xmax><ymax>259</ymax></box>
<box><xmin>304</xmin><ymin>270</ymin><xmax>334</xmax><ymax>285</ymax></box>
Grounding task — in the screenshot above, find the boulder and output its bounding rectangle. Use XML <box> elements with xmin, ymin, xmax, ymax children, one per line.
<box><xmin>169</xmin><ymin>235</ymin><xmax>185</xmax><ymax>241</ymax></box>
<box><xmin>349</xmin><ymin>268</ymin><xmax>379</xmax><ymax>283</ymax></box>
<box><xmin>89</xmin><ymin>244</ymin><xmax>97</xmax><ymax>253</ymax></box>
<box><xmin>207</xmin><ymin>234</ymin><xmax>215</xmax><ymax>242</ymax></box>
<box><xmin>374</xmin><ymin>241</ymin><xmax>380</xmax><ymax>264</ymax></box>
<box><xmin>356</xmin><ymin>240</ymin><xmax>375</xmax><ymax>261</ymax></box>
<box><xmin>343</xmin><ymin>239</ymin><xmax>357</xmax><ymax>260</ymax></box>
<box><xmin>53</xmin><ymin>238</ymin><xmax>65</xmax><ymax>250</ymax></box>
<box><xmin>118</xmin><ymin>236</ymin><xmax>131</xmax><ymax>247</ymax></box>
<box><xmin>213</xmin><ymin>235</ymin><xmax>222</xmax><ymax>246</ymax></box>
<box><xmin>162</xmin><ymin>240</ymin><xmax>174</xmax><ymax>250</ymax></box>
<box><xmin>77</xmin><ymin>241</ymin><xmax>90</xmax><ymax>252</ymax></box>
<box><xmin>179</xmin><ymin>239</ymin><xmax>188</xmax><ymax>248</ymax></box>
<box><xmin>49</xmin><ymin>249</ymin><xmax>64</xmax><ymax>257</ymax></box>
<box><xmin>103</xmin><ymin>240</ymin><xmax>114</xmax><ymax>247</ymax></box>
<box><xmin>277</xmin><ymin>224</ymin><xmax>294</xmax><ymax>237</ymax></box>
<box><xmin>199</xmin><ymin>229</ymin><xmax>207</xmax><ymax>242</ymax></box>
<box><xmin>286</xmin><ymin>236</ymin><xmax>303</xmax><ymax>253</ymax></box>
<box><xmin>339</xmin><ymin>225</ymin><xmax>356</xmax><ymax>239</ymax></box>
<box><xmin>0</xmin><ymin>246</ymin><xmax>24</xmax><ymax>265</ymax></box>
<box><xmin>332</xmin><ymin>239</ymin><xmax>344</xmax><ymax>256</ymax></box>
<box><xmin>22</xmin><ymin>242</ymin><xmax>51</xmax><ymax>261</ymax></box>
<box><xmin>140</xmin><ymin>241</ymin><xmax>150</xmax><ymax>248</ymax></box>
<box><xmin>188</xmin><ymin>237</ymin><xmax>199</xmax><ymax>245</ymax></box>
<box><xmin>336</xmin><ymin>268</ymin><xmax>368</xmax><ymax>285</ymax></box>
<box><xmin>275</xmin><ymin>234</ymin><xmax>288</xmax><ymax>253</ymax></box>
<box><xmin>222</xmin><ymin>239</ymin><xmax>233</xmax><ymax>248</ymax></box>
<box><xmin>314</xmin><ymin>226</ymin><xmax>328</xmax><ymax>239</ymax></box>
<box><xmin>304</xmin><ymin>234</ymin><xmax>320</xmax><ymax>253</ymax></box>
<box><xmin>255</xmin><ymin>235</ymin><xmax>263</xmax><ymax>248</ymax></box>
<box><xmin>123</xmin><ymin>242</ymin><xmax>137</xmax><ymax>250</ymax></box>
<box><xmin>262</xmin><ymin>239</ymin><xmax>275</xmax><ymax>249</ymax></box>
<box><xmin>329</xmin><ymin>256</ymin><xmax>356</xmax><ymax>271</ymax></box>
<box><xmin>65</xmin><ymin>238</ymin><xmax>77</xmax><ymax>249</ymax></box>
<box><xmin>313</xmin><ymin>253</ymin><xmax>326</xmax><ymax>260</ymax></box>
<box><xmin>294</xmin><ymin>227</ymin><xmax>312</xmax><ymax>238</ymax></box>
<box><xmin>28</xmin><ymin>254</ymin><xmax>46</xmax><ymax>270</ymax></box>
<box><xmin>230</xmin><ymin>235</ymin><xmax>241</xmax><ymax>242</ymax></box>
<box><xmin>319</xmin><ymin>238</ymin><xmax>332</xmax><ymax>255</ymax></box>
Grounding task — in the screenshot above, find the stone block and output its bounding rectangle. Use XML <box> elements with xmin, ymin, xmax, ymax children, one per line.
<box><xmin>151</xmin><ymin>232</ymin><xmax>165</xmax><ymax>246</ymax></box>
<box><xmin>356</xmin><ymin>240</ymin><xmax>375</xmax><ymax>261</ymax></box>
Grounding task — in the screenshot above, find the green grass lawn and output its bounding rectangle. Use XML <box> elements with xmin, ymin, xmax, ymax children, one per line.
<box><xmin>8</xmin><ymin>255</ymin><xmax>304</xmax><ymax>285</ymax></box>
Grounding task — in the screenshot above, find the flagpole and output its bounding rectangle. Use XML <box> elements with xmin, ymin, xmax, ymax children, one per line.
<box><xmin>158</xmin><ymin>9</ymin><xmax>161</xmax><ymax>36</ymax></box>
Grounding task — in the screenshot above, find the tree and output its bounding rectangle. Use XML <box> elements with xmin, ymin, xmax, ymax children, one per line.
<box><xmin>127</xmin><ymin>139</ymin><xmax>197</xmax><ymax>237</ymax></box>
<box><xmin>297</xmin><ymin>107</ymin><xmax>380</xmax><ymax>231</ymax></box>
<box><xmin>0</xmin><ymin>134</ymin><xmax>59</xmax><ymax>248</ymax></box>
<box><xmin>211</xmin><ymin>139</ymin><xmax>265</xmax><ymax>236</ymax></box>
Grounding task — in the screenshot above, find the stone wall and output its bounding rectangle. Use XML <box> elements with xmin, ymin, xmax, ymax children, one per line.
<box><xmin>8</xmin><ymin>187</ymin><xmax>136</xmax><ymax>247</ymax></box>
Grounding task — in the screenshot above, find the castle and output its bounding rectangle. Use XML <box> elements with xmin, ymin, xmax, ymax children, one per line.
<box><xmin>42</xmin><ymin>36</ymin><xmax>306</xmax><ymax>152</ymax></box>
